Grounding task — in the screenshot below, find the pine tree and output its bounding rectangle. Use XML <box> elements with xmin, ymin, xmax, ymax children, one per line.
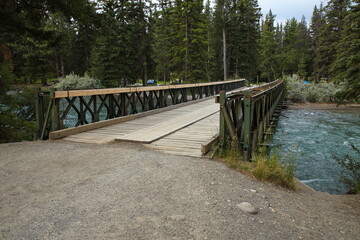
<box><xmin>204</xmin><ymin>0</ymin><xmax>215</xmax><ymax>82</ymax></box>
<box><xmin>228</xmin><ymin>0</ymin><xmax>261</xmax><ymax>81</ymax></box>
<box><xmin>280</xmin><ymin>16</ymin><xmax>312</xmax><ymax>78</ymax></box>
<box><xmin>259</xmin><ymin>10</ymin><xmax>278</xmax><ymax>81</ymax></box>
<box><xmin>281</xmin><ymin>18</ymin><xmax>299</xmax><ymax>75</ymax></box>
<box><xmin>168</xmin><ymin>0</ymin><xmax>208</xmax><ymax>83</ymax></box>
<box><xmin>90</xmin><ymin>0</ymin><xmax>124</xmax><ymax>87</ymax></box>
<box><xmin>212</xmin><ymin>0</ymin><xmax>232</xmax><ymax>81</ymax></box>
<box><xmin>152</xmin><ymin>0</ymin><xmax>173</xmax><ymax>84</ymax></box>
<box><xmin>90</xmin><ymin>0</ymin><xmax>151</xmax><ymax>87</ymax></box>
<box><xmin>68</xmin><ymin>2</ymin><xmax>99</xmax><ymax>76</ymax></box>
<box><xmin>314</xmin><ymin>0</ymin><xmax>350</xmax><ymax>79</ymax></box>
<box><xmin>332</xmin><ymin>0</ymin><xmax>360</xmax><ymax>100</ymax></box>
<box><xmin>310</xmin><ymin>4</ymin><xmax>324</xmax><ymax>80</ymax></box>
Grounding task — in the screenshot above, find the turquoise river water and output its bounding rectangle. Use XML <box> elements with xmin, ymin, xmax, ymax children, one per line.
<box><xmin>272</xmin><ymin>108</ymin><xmax>360</xmax><ymax>194</ymax></box>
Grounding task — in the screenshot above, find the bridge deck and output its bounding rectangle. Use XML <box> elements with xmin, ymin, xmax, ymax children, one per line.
<box><xmin>61</xmin><ymin>98</ymin><xmax>219</xmax><ymax>157</ymax></box>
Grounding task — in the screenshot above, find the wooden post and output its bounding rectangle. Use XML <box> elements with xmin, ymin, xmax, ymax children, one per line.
<box><xmin>34</xmin><ymin>88</ymin><xmax>44</xmax><ymax>139</ymax></box>
<box><xmin>50</xmin><ymin>88</ymin><xmax>60</xmax><ymax>131</ymax></box>
<box><xmin>243</xmin><ymin>91</ymin><xmax>252</xmax><ymax>161</ymax></box>
<box><xmin>120</xmin><ymin>93</ymin><xmax>126</xmax><ymax>116</ymax></box>
<box><xmin>93</xmin><ymin>96</ymin><xmax>99</xmax><ymax>122</ymax></box>
<box><xmin>219</xmin><ymin>90</ymin><xmax>226</xmax><ymax>147</ymax></box>
<box><xmin>108</xmin><ymin>94</ymin><xmax>115</xmax><ymax>118</ymax></box>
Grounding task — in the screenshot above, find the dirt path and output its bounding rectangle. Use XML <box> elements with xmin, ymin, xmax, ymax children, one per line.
<box><xmin>1</xmin><ymin>141</ymin><xmax>359</xmax><ymax>240</ymax></box>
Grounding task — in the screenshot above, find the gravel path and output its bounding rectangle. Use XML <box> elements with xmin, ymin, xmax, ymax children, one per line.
<box><xmin>1</xmin><ymin>141</ymin><xmax>359</xmax><ymax>240</ymax></box>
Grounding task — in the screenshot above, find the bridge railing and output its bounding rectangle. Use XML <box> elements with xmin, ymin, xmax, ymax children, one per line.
<box><xmin>217</xmin><ymin>79</ymin><xmax>284</xmax><ymax>160</ymax></box>
<box><xmin>35</xmin><ymin>79</ymin><xmax>245</xmax><ymax>140</ymax></box>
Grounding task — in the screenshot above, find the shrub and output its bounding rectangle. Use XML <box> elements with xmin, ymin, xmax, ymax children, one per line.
<box><xmin>284</xmin><ymin>75</ymin><xmax>343</xmax><ymax>103</ymax></box>
<box><xmin>55</xmin><ymin>73</ymin><xmax>103</xmax><ymax>90</ymax></box>
<box><xmin>0</xmin><ymin>107</ymin><xmax>36</xmax><ymax>143</ymax></box>
<box><xmin>334</xmin><ymin>143</ymin><xmax>360</xmax><ymax>194</ymax></box>
<box><xmin>0</xmin><ymin>64</ymin><xmax>15</xmax><ymax>95</ymax></box>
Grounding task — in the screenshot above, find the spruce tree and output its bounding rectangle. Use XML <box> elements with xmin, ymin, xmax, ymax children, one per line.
<box><xmin>168</xmin><ymin>0</ymin><xmax>208</xmax><ymax>83</ymax></box>
<box><xmin>310</xmin><ymin>4</ymin><xmax>324</xmax><ymax>80</ymax></box>
<box><xmin>228</xmin><ymin>0</ymin><xmax>261</xmax><ymax>81</ymax></box>
<box><xmin>152</xmin><ymin>0</ymin><xmax>173</xmax><ymax>84</ymax></box>
<box><xmin>314</xmin><ymin>0</ymin><xmax>350</xmax><ymax>79</ymax></box>
<box><xmin>90</xmin><ymin>0</ymin><xmax>151</xmax><ymax>87</ymax></box>
<box><xmin>212</xmin><ymin>0</ymin><xmax>232</xmax><ymax>81</ymax></box>
<box><xmin>259</xmin><ymin>10</ymin><xmax>278</xmax><ymax>81</ymax></box>
<box><xmin>281</xmin><ymin>18</ymin><xmax>299</xmax><ymax>75</ymax></box>
<box><xmin>297</xmin><ymin>16</ymin><xmax>312</xmax><ymax>78</ymax></box>
<box><xmin>280</xmin><ymin>17</ymin><xmax>312</xmax><ymax>78</ymax></box>
<box><xmin>332</xmin><ymin>0</ymin><xmax>360</xmax><ymax>100</ymax></box>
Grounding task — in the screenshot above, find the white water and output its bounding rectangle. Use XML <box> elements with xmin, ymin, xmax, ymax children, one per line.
<box><xmin>272</xmin><ymin>108</ymin><xmax>360</xmax><ymax>194</ymax></box>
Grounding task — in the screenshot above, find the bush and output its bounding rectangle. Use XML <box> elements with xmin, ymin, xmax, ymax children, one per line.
<box><xmin>284</xmin><ymin>75</ymin><xmax>343</xmax><ymax>103</ymax></box>
<box><xmin>55</xmin><ymin>73</ymin><xmax>103</xmax><ymax>90</ymax></box>
<box><xmin>0</xmin><ymin>107</ymin><xmax>36</xmax><ymax>143</ymax></box>
<box><xmin>334</xmin><ymin>143</ymin><xmax>360</xmax><ymax>194</ymax></box>
<box><xmin>0</xmin><ymin>64</ymin><xmax>15</xmax><ymax>95</ymax></box>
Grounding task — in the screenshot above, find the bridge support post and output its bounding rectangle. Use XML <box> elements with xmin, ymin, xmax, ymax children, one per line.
<box><xmin>50</xmin><ymin>88</ymin><xmax>60</xmax><ymax>132</ymax></box>
<box><xmin>219</xmin><ymin>90</ymin><xmax>226</xmax><ymax>147</ymax></box>
<box><xmin>34</xmin><ymin>88</ymin><xmax>44</xmax><ymax>139</ymax></box>
<box><xmin>243</xmin><ymin>91</ymin><xmax>252</xmax><ymax>161</ymax></box>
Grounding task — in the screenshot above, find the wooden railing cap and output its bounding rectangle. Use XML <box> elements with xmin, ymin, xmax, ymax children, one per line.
<box><xmin>53</xmin><ymin>79</ymin><xmax>245</xmax><ymax>98</ymax></box>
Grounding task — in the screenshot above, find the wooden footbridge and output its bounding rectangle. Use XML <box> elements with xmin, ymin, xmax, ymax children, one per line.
<box><xmin>35</xmin><ymin>79</ymin><xmax>284</xmax><ymax>159</ymax></box>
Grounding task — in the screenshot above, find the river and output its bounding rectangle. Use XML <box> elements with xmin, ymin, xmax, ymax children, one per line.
<box><xmin>272</xmin><ymin>106</ymin><xmax>360</xmax><ymax>194</ymax></box>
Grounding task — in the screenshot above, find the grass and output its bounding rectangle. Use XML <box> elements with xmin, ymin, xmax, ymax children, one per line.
<box><xmin>218</xmin><ymin>140</ymin><xmax>296</xmax><ymax>190</ymax></box>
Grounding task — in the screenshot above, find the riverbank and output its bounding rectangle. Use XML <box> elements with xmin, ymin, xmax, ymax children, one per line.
<box><xmin>1</xmin><ymin>141</ymin><xmax>359</xmax><ymax>239</ymax></box>
<box><xmin>288</xmin><ymin>102</ymin><xmax>360</xmax><ymax>111</ymax></box>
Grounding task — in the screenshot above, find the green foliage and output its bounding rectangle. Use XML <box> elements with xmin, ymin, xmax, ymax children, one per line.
<box><xmin>167</xmin><ymin>0</ymin><xmax>208</xmax><ymax>83</ymax></box>
<box><xmin>218</xmin><ymin>139</ymin><xmax>296</xmax><ymax>190</ymax></box>
<box><xmin>54</xmin><ymin>73</ymin><xmax>103</xmax><ymax>90</ymax></box>
<box><xmin>313</xmin><ymin>0</ymin><xmax>350</xmax><ymax>79</ymax></box>
<box><xmin>228</xmin><ymin>0</ymin><xmax>261</xmax><ymax>81</ymax></box>
<box><xmin>332</xmin><ymin>1</ymin><xmax>360</xmax><ymax>102</ymax></box>
<box><xmin>0</xmin><ymin>108</ymin><xmax>36</xmax><ymax>143</ymax></box>
<box><xmin>334</xmin><ymin>143</ymin><xmax>360</xmax><ymax>194</ymax></box>
<box><xmin>0</xmin><ymin>88</ymin><xmax>37</xmax><ymax>143</ymax></box>
<box><xmin>251</xmin><ymin>151</ymin><xmax>296</xmax><ymax>190</ymax></box>
<box><xmin>285</xmin><ymin>75</ymin><xmax>343</xmax><ymax>102</ymax></box>
<box><xmin>90</xmin><ymin>0</ymin><xmax>151</xmax><ymax>87</ymax></box>
<box><xmin>1</xmin><ymin>0</ymin><xmax>358</xmax><ymax>103</ymax></box>
<box><xmin>280</xmin><ymin>17</ymin><xmax>312</xmax><ymax>78</ymax></box>
<box><xmin>0</xmin><ymin>64</ymin><xmax>15</xmax><ymax>95</ymax></box>
<box><xmin>259</xmin><ymin>10</ymin><xmax>279</xmax><ymax>81</ymax></box>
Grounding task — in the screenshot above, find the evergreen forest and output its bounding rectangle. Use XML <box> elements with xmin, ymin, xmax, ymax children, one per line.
<box><xmin>0</xmin><ymin>0</ymin><xmax>359</xmax><ymax>142</ymax></box>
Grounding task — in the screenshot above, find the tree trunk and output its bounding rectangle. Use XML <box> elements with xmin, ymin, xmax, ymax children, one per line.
<box><xmin>223</xmin><ymin>27</ymin><xmax>227</xmax><ymax>81</ymax></box>
<box><xmin>185</xmin><ymin>13</ymin><xmax>189</xmax><ymax>83</ymax></box>
<box><xmin>60</xmin><ymin>56</ymin><xmax>65</xmax><ymax>77</ymax></box>
<box><xmin>142</xmin><ymin>63</ymin><xmax>148</xmax><ymax>86</ymax></box>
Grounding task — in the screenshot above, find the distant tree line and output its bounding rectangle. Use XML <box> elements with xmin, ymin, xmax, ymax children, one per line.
<box><xmin>0</xmin><ymin>0</ymin><xmax>359</xmax><ymax>100</ymax></box>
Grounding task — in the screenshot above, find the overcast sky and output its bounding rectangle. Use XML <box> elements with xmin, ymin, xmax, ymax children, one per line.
<box><xmin>257</xmin><ymin>0</ymin><xmax>329</xmax><ymax>24</ymax></box>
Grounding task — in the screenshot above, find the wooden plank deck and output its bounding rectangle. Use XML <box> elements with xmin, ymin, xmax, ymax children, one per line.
<box><xmin>61</xmin><ymin>98</ymin><xmax>220</xmax><ymax>157</ymax></box>
<box><xmin>146</xmin><ymin>113</ymin><xmax>219</xmax><ymax>157</ymax></box>
<box><xmin>115</xmin><ymin>104</ymin><xmax>218</xmax><ymax>143</ymax></box>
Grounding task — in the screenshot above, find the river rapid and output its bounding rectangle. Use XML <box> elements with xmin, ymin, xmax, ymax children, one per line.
<box><xmin>272</xmin><ymin>106</ymin><xmax>360</xmax><ymax>194</ymax></box>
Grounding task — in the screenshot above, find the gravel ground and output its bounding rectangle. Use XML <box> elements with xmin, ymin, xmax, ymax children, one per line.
<box><xmin>0</xmin><ymin>141</ymin><xmax>359</xmax><ymax>240</ymax></box>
